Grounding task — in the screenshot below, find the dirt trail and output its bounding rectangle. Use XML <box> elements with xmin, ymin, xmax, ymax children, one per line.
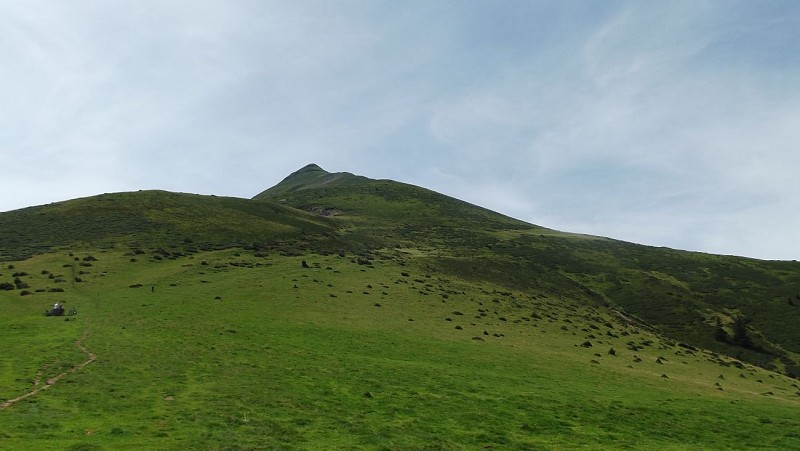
<box><xmin>0</xmin><ymin>329</ymin><xmax>96</xmax><ymax>410</ymax></box>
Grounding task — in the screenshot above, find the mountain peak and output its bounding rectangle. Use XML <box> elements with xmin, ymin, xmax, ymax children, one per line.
<box><xmin>254</xmin><ymin>164</ymin><xmax>362</xmax><ymax>199</ymax></box>
<box><xmin>295</xmin><ymin>163</ymin><xmax>327</xmax><ymax>174</ymax></box>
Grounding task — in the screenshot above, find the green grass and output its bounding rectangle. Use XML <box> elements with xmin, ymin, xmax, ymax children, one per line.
<box><xmin>2</xmin><ymin>248</ymin><xmax>799</xmax><ymax>449</ymax></box>
<box><xmin>2</xmin><ymin>164</ymin><xmax>800</xmax><ymax>448</ymax></box>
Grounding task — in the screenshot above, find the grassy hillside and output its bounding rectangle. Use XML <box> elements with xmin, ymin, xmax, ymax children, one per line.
<box><xmin>0</xmin><ymin>190</ymin><xmax>336</xmax><ymax>261</ymax></box>
<box><xmin>1</xmin><ymin>164</ymin><xmax>799</xmax><ymax>448</ymax></box>
<box><xmin>1</xmin><ymin>248</ymin><xmax>798</xmax><ymax>449</ymax></box>
<box><xmin>256</xmin><ymin>165</ymin><xmax>800</xmax><ymax>379</ymax></box>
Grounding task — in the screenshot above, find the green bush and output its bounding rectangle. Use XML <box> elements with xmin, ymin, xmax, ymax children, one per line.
<box><xmin>14</xmin><ymin>278</ymin><xmax>29</xmax><ymax>289</ymax></box>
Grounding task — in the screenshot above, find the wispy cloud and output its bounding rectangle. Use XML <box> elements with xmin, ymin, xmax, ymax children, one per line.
<box><xmin>420</xmin><ymin>1</ymin><xmax>800</xmax><ymax>259</ymax></box>
<box><xmin>1</xmin><ymin>1</ymin><xmax>798</xmax><ymax>259</ymax></box>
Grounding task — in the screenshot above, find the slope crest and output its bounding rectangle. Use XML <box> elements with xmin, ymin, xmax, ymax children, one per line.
<box><xmin>255</xmin><ymin>163</ymin><xmax>368</xmax><ymax>199</ymax></box>
<box><xmin>0</xmin><ymin>190</ymin><xmax>336</xmax><ymax>260</ymax></box>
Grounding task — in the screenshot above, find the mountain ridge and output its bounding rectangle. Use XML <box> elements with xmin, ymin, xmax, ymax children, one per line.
<box><xmin>2</xmin><ymin>163</ymin><xmax>800</xmax><ymax>448</ymax></box>
<box><xmin>1</xmin><ymin>164</ymin><xmax>799</xmax><ymax>378</ymax></box>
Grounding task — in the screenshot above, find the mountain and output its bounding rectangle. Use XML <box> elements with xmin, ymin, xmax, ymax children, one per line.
<box><xmin>257</xmin><ymin>164</ymin><xmax>800</xmax><ymax>378</ymax></box>
<box><xmin>1</xmin><ymin>164</ymin><xmax>799</xmax><ymax>448</ymax></box>
<box><xmin>3</xmin><ymin>164</ymin><xmax>799</xmax><ymax>376</ymax></box>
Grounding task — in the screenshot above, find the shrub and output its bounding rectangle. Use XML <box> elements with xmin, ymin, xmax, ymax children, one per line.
<box><xmin>0</xmin><ymin>282</ymin><xmax>15</xmax><ymax>290</ymax></box>
<box><xmin>20</xmin><ymin>290</ymin><xmax>33</xmax><ymax>296</ymax></box>
<box><xmin>14</xmin><ymin>278</ymin><xmax>29</xmax><ymax>289</ymax></box>
<box><xmin>731</xmin><ymin>315</ymin><xmax>754</xmax><ymax>349</ymax></box>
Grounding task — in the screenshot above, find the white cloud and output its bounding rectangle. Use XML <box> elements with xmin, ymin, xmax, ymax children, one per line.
<box><xmin>1</xmin><ymin>1</ymin><xmax>798</xmax><ymax>259</ymax></box>
<box><xmin>419</xmin><ymin>2</ymin><xmax>800</xmax><ymax>259</ymax></box>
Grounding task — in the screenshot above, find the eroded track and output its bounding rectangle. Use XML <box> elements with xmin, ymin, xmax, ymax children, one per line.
<box><xmin>0</xmin><ymin>329</ymin><xmax>95</xmax><ymax>410</ymax></box>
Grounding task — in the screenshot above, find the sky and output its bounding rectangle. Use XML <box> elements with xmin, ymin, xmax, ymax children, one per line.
<box><xmin>2</xmin><ymin>1</ymin><xmax>799</xmax><ymax>260</ymax></box>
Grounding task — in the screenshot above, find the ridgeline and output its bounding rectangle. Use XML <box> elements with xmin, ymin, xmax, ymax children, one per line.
<box><xmin>1</xmin><ymin>164</ymin><xmax>798</xmax><ymax>448</ymax></box>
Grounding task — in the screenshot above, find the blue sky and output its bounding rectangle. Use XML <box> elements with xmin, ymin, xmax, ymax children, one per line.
<box><xmin>2</xmin><ymin>1</ymin><xmax>799</xmax><ymax>260</ymax></box>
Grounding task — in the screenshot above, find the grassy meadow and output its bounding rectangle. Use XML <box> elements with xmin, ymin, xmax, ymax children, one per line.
<box><xmin>2</xmin><ymin>247</ymin><xmax>799</xmax><ymax>449</ymax></box>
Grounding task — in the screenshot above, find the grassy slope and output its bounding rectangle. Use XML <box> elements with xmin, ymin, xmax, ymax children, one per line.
<box><xmin>256</xmin><ymin>165</ymin><xmax>800</xmax><ymax>378</ymax></box>
<box><xmin>1</xmin><ymin>249</ymin><xmax>798</xmax><ymax>449</ymax></box>
<box><xmin>0</xmin><ymin>164</ymin><xmax>799</xmax><ymax>448</ymax></box>
<box><xmin>0</xmin><ymin>190</ymin><xmax>336</xmax><ymax>261</ymax></box>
